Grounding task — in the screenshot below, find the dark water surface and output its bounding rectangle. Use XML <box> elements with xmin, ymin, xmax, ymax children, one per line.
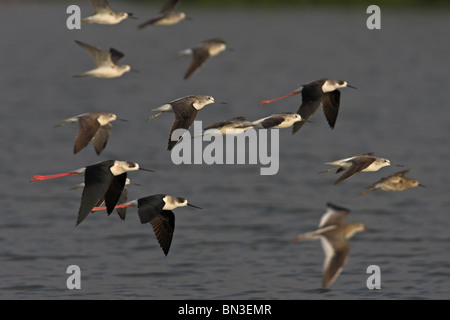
<box><xmin>1</xmin><ymin>1</ymin><xmax>450</xmax><ymax>299</ymax></box>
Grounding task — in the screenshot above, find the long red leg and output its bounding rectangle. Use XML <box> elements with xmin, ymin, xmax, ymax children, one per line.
<box><xmin>259</xmin><ymin>90</ymin><xmax>301</xmax><ymax>105</ymax></box>
<box><xmin>30</xmin><ymin>171</ymin><xmax>80</xmax><ymax>182</ymax></box>
<box><xmin>91</xmin><ymin>203</ymin><xmax>133</xmax><ymax>212</ymax></box>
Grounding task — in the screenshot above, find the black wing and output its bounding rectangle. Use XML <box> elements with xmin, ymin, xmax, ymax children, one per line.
<box><xmin>137</xmin><ymin>195</ymin><xmax>166</xmax><ymax>224</ymax></box>
<box><xmin>109</xmin><ymin>48</ymin><xmax>125</xmax><ymax>65</ymax></box>
<box><xmin>322</xmin><ymin>90</ymin><xmax>341</xmax><ymax>129</ymax></box>
<box><xmin>115</xmin><ymin>187</ymin><xmax>128</xmax><ymax>220</ymax></box>
<box><xmin>204</xmin><ymin>117</ymin><xmax>246</xmax><ymax>130</ymax></box>
<box><xmin>150</xmin><ymin>210</ymin><xmax>175</xmax><ymax>256</ymax></box>
<box><xmin>335</xmin><ymin>156</ymin><xmax>376</xmax><ymax>184</ymax></box>
<box><xmin>104</xmin><ymin>173</ymin><xmax>127</xmax><ymax>214</ymax></box>
<box><xmin>292</xmin><ymin>99</ymin><xmax>322</xmax><ymax>134</ymax></box>
<box><xmin>76</xmin><ymin>161</ymin><xmax>115</xmax><ymax>226</ymax></box>
<box><xmin>258</xmin><ymin>116</ymin><xmax>284</xmax><ymax>129</ymax></box>
<box><xmin>292</xmin><ymin>81</ymin><xmax>326</xmax><ymax>134</ymax></box>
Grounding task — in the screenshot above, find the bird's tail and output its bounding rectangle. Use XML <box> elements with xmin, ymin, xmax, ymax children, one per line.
<box><xmin>178</xmin><ymin>48</ymin><xmax>193</xmax><ymax>57</ymax></box>
<box><xmin>293</xmin><ymin>231</ymin><xmax>320</xmax><ymax>242</ymax></box>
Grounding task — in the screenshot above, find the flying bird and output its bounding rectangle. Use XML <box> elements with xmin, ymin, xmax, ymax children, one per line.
<box><xmin>138</xmin><ymin>0</ymin><xmax>185</xmax><ymax>28</ymax></box>
<box><xmin>92</xmin><ymin>194</ymin><xmax>202</xmax><ymax>255</ymax></box>
<box><xmin>165</xmin><ymin>95</ymin><xmax>226</xmax><ymax>150</ymax></box>
<box><xmin>293</xmin><ymin>203</ymin><xmax>367</xmax><ymax>288</ymax></box>
<box><xmin>30</xmin><ymin>160</ymin><xmax>153</xmax><ymax>226</ymax></box>
<box><xmin>260</xmin><ymin>78</ymin><xmax>356</xmax><ymax>134</ymax></box>
<box><xmin>55</xmin><ymin>112</ymin><xmax>127</xmax><ymax>155</ymax></box>
<box><xmin>200</xmin><ymin>117</ymin><xmax>253</xmax><ymax>136</ymax></box>
<box><xmin>71</xmin><ymin>178</ymin><xmax>139</xmax><ymax>220</ymax></box>
<box><xmin>320</xmin><ymin>153</ymin><xmax>402</xmax><ymax>185</ymax></box>
<box><xmin>81</xmin><ymin>0</ymin><xmax>136</xmax><ymax>25</ymax></box>
<box><xmin>178</xmin><ymin>38</ymin><xmax>227</xmax><ymax>79</ymax></box>
<box><xmin>249</xmin><ymin>113</ymin><xmax>306</xmax><ymax>130</ymax></box>
<box><xmin>73</xmin><ymin>40</ymin><xmax>133</xmax><ymax>78</ymax></box>
<box><xmin>362</xmin><ymin>169</ymin><xmax>424</xmax><ymax>194</ymax></box>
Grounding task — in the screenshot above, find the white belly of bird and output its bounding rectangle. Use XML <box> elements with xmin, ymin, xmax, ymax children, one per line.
<box><xmin>155</xmin><ymin>13</ymin><xmax>186</xmax><ymax>26</ymax></box>
<box><xmin>83</xmin><ymin>15</ymin><xmax>124</xmax><ymax>25</ymax></box>
<box><xmin>90</xmin><ymin>66</ymin><xmax>128</xmax><ymax>78</ymax></box>
<box><xmin>363</xmin><ymin>161</ymin><xmax>387</xmax><ymax>172</ymax></box>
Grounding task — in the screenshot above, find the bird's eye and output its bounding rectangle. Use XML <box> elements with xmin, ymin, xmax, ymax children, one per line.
<box><xmin>127</xmin><ymin>162</ymin><xmax>136</xmax><ymax>168</ymax></box>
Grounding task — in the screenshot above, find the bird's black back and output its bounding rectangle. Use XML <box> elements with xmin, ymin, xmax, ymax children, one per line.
<box><xmin>137</xmin><ymin>194</ymin><xmax>166</xmax><ymax>224</ymax></box>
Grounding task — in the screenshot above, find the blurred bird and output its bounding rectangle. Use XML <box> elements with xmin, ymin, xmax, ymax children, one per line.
<box><xmin>138</xmin><ymin>0</ymin><xmax>186</xmax><ymax>28</ymax></box>
<box><xmin>362</xmin><ymin>169</ymin><xmax>424</xmax><ymax>194</ymax></box>
<box><xmin>178</xmin><ymin>38</ymin><xmax>227</xmax><ymax>79</ymax></box>
<box><xmin>293</xmin><ymin>203</ymin><xmax>367</xmax><ymax>288</ymax></box>
<box><xmin>73</xmin><ymin>40</ymin><xmax>134</xmax><ymax>78</ymax></box>
<box><xmin>82</xmin><ymin>0</ymin><xmax>136</xmax><ymax>25</ymax></box>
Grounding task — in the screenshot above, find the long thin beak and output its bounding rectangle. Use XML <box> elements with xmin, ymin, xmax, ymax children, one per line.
<box><xmin>392</xmin><ymin>163</ymin><xmax>404</xmax><ymax>167</ymax></box>
<box><xmin>187</xmin><ymin>203</ymin><xmax>202</xmax><ymax>209</ymax></box>
<box><xmin>215</xmin><ymin>101</ymin><xmax>227</xmax><ymax>105</ymax></box>
<box><xmin>117</xmin><ymin>118</ymin><xmax>128</xmax><ymax>122</ymax></box>
<box><xmin>347</xmin><ymin>84</ymin><xmax>357</xmax><ymax>89</ymax></box>
<box><xmin>130</xmin><ymin>68</ymin><xmax>139</xmax><ymax>73</ymax></box>
<box><xmin>128</xmin><ymin>13</ymin><xmax>138</xmax><ymax>19</ymax></box>
<box><xmin>139</xmin><ymin>167</ymin><xmax>155</xmax><ymax>172</ymax></box>
<box><xmin>418</xmin><ymin>184</ymin><xmax>426</xmax><ymax>188</ymax></box>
